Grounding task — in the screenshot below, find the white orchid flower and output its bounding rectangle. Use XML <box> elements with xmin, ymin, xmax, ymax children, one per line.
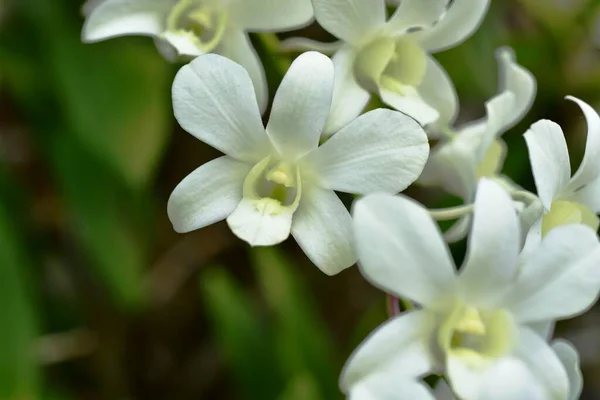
<box><xmin>342</xmin><ymin>179</ymin><xmax>600</xmax><ymax>399</ymax></box>
<box><xmin>81</xmin><ymin>0</ymin><xmax>314</xmax><ymax>112</ymax></box>
<box><xmin>418</xmin><ymin>48</ymin><xmax>536</xmax><ymax>242</ymax></box>
<box><xmin>284</xmin><ymin>0</ymin><xmax>489</xmax><ymax>133</ymax></box>
<box><xmin>524</xmin><ymin>96</ymin><xmax>600</xmax><ymax>244</ymax></box>
<box><xmin>167</xmin><ymin>52</ymin><xmax>429</xmax><ymax>275</ymax></box>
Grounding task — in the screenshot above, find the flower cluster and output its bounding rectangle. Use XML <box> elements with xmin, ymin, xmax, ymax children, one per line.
<box><xmin>83</xmin><ymin>0</ymin><xmax>600</xmax><ymax>398</ymax></box>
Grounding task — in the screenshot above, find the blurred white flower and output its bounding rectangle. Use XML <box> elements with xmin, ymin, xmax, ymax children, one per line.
<box><xmin>343</xmin><ymin>179</ymin><xmax>600</xmax><ymax>399</ymax></box>
<box><xmin>419</xmin><ymin>48</ymin><xmax>536</xmax><ymax>242</ymax></box>
<box><xmin>284</xmin><ymin>0</ymin><xmax>490</xmax><ymax>132</ymax></box>
<box><xmin>167</xmin><ymin>52</ymin><xmax>429</xmax><ymax>275</ymax></box>
<box><xmin>81</xmin><ymin>0</ymin><xmax>314</xmax><ymax>112</ymax></box>
<box><xmin>524</xmin><ymin>96</ymin><xmax>600</xmax><ymax>244</ymax></box>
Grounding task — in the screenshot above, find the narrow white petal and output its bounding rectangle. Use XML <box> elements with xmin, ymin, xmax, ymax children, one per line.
<box><xmin>341</xmin><ymin>310</ymin><xmax>436</xmax><ymax>391</ymax></box>
<box><xmin>443</xmin><ymin>215</ymin><xmax>472</xmax><ymax>244</ymax></box>
<box><xmin>350</xmin><ymin>375</ymin><xmax>436</xmax><ymax>400</ymax></box>
<box><xmin>291</xmin><ymin>188</ymin><xmax>355</xmax><ymax>275</ymax></box>
<box><xmin>459</xmin><ymin>179</ymin><xmax>520</xmax><ymax>305</ymax></box>
<box><xmin>312</xmin><ymin>0</ymin><xmax>386</xmax><ymax>44</ymax></box>
<box><xmin>172</xmin><ymin>54</ymin><xmax>270</xmax><ymax>162</ymax></box>
<box><xmin>412</xmin><ymin>0</ymin><xmax>491</xmax><ymax>52</ymax></box>
<box><xmin>507</xmin><ymin>224</ymin><xmax>600</xmax><ymax>323</ymax></box>
<box><xmin>266</xmin><ymin>52</ymin><xmax>334</xmax><ymax>159</ymax></box>
<box><xmin>524</xmin><ymin>120</ymin><xmax>571</xmax><ymax>210</ymax></box>
<box><xmin>475</xmin><ymin>358</ymin><xmax>546</xmax><ymax>400</ymax></box>
<box><xmin>353</xmin><ymin>193</ymin><xmax>458</xmax><ymax>307</ymax></box>
<box><xmin>385</xmin><ymin>0</ymin><xmax>448</xmax><ymax>35</ymax></box>
<box><xmin>82</xmin><ymin>0</ymin><xmax>171</xmax><ymax>42</ymax></box>
<box><xmin>565</xmin><ymin>96</ymin><xmax>600</xmax><ymax>192</ymax></box>
<box><xmin>167</xmin><ymin>156</ymin><xmax>251</xmax><ymax>233</ymax></box>
<box><xmin>495</xmin><ymin>47</ymin><xmax>537</xmax><ymax>131</ymax></box>
<box><xmin>226</xmin><ymin>198</ymin><xmax>294</xmax><ymax>246</ymax></box>
<box><xmin>218</xmin><ymin>29</ymin><xmax>268</xmax><ymax>113</ymax></box>
<box><xmin>230</xmin><ymin>0</ymin><xmax>313</xmax><ymax>31</ymax></box>
<box><xmin>552</xmin><ymin>340</ymin><xmax>583</xmax><ymax>400</ymax></box>
<box><xmin>572</xmin><ymin>174</ymin><xmax>600</xmax><ymax>213</ymax></box>
<box><xmin>325</xmin><ymin>46</ymin><xmax>371</xmax><ymax>134</ymax></box>
<box><xmin>475</xmin><ymin>92</ymin><xmax>515</xmax><ymax>160</ymax></box>
<box><xmin>380</xmin><ymin>88</ymin><xmax>440</xmax><ymax>126</ymax></box>
<box><xmin>418</xmin><ymin>55</ymin><xmax>459</xmax><ymax>128</ymax></box>
<box><xmin>161</xmin><ymin>30</ymin><xmax>204</xmax><ymax>57</ymax></box>
<box><xmin>433</xmin><ymin>380</ymin><xmax>456</xmax><ymax>400</ymax></box>
<box><xmin>515</xmin><ymin>326</ymin><xmax>570</xmax><ymax>400</ymax></box>
<box><xmin>279</xmin><ymin>37</ymin><xmax>343</xmax><ymax>54</ymax></box>
<box><xmin>304</xmin><ymin>109</ymin><xmax>429</xmax><ymax>194</ymax></box>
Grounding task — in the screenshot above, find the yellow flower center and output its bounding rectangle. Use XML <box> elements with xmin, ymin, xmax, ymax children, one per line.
<box><xmin>166</xmin><ymin>0</ymin><xmax>228</xmax><ymax>52</ymax></box>
<box><xmin>541</xmin><ymin>200</ymin><xmax>599</xmax><ymax>237</ymax></box>
<box><xmin>476</xmin><ymin>140</ymin><xmax>504</xmax><ymax>179</ymax></box>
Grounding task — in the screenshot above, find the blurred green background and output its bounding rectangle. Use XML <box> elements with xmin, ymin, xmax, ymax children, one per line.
<box><xmin>1</xmin><ymin>0</ymin><xmax>600</xmax><ymax>398</ymax></box>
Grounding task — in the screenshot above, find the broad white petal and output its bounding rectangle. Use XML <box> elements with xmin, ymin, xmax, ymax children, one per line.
<box><xmin>218</xmin><ymin>29</ymin><xmax>268</xmax><ymax>113</ymax></box>
<box><xmin>572</xmin><ymin>174</ymin><xmax>600</xmax><ymax>213</ymax></box>
<box><xmin>353</xmin><ymin>193</ymin><xmax>458</xmax><ymax>307</ymax></box>
<box><xmin>412</xmin><ymin>0</ymin><xmax>491</xmax><ymax>52</ymax></box>
<box><xmin>350</xmin><ymin>375</ymin><xmax>436</xmax><ymax>400</ymax></box>
<box><xmin>172</xmin><ymin>54</ymin><xmax>270</xmax><ymax>162</ymax></box>
<box><xmin>279</xmin><ymin>37</ymin><xmax>343</xmax><ymax>54</ymax></box>
<box><xmin>445</xmin><ymin>355</ymin><xmax>489</xmax><ymax>400</ymax></box>
<box><xmin>528</xmin><ymin>321</ymin><xmax>555</xmax><ymax>341</ymax></box>
<box><xmin>495</xmin><ymin>47</ymin><xmax>537</xmax><ymax>131</ymax></box>
<box><xmin>475</xmin><ymin>358</ymin><xmax>546</xmax><ymax>400</ymax></box>
<box><xmin>506</xmin><ymin>224</ymin><xmax>600</xmax><ymax>323</ymax></box>
<box><xmin>565</xmin><ymin>96</ymin><xmax>600</xmax><ymax>192</ymax></box>
<box><xmin>266</xmin><ymin>52</ymin><xmax>333</xmax><ymax>159</ymax></box>
<box><xmin>226</xmin><ymin>198</ymin><xmax>294</xmax><ymax>246</ymax></box>
<box><xmin>82</xmin><ymin>0</ymin><xmax>171</xmax><ymax>42</ymax></box>
<box><xmin>515</xmin><ymin>326</ymin><xmax>570</xmax><ymax>400</ymax></box>
<box><xmin>418</xmin><ymin>56</ymin><xmax>459</xmax><ymax>128</ymax></box>
<box><xmin>312</xmin><ymin>0</ymin><xmax>386</xmax><ymax>44</ymax></box>
<box><xmin>475</xmin><ymin>92</ymin><xmax>515</xmax><ymax>160</ymax></box>
<box><xmin>341</xmin><ymin>310</ymin><xmax>436</xmax><ymax>390</ymax></box>
<box><xmin>459</xmin><ymin>179</ymin><xmax>520</xmax><ymax>305</ymax></box>
<box><xmin>167</xmin><ymin>156</ymin><xmax>251</xmax><ymax>233</ymax></box>
<box><xmin>291</xmin><ymin>188</ymin><xmax>355</xmax><ymax>275</ymax></box>
<box><xmin>386</xmin><ymin>0</ymin><xmax>448</xmax><ymax>35</ymax></box>
<box><xmin>380</xmin><ymin>88</ymin><xmax>440</xmax><ymax>126</ymax></box>
<box><xmin>524</xmin><ymin>120</ymin><xmax>571</xmax><ymax>210</ymax></box>
<box><xmin>552</xmin><ymin>340</ymin><xmax>583</xmax><ymax>400</ymax></box>
<box><xmin>325</xmin><ymin>46</ymin><xmax>371</xmax><ymax>134</ymax></box>
<box><xmin>231</xmin><ymin>0</ymin><xmax>313</xmax><ymax>31</ymax></box>
<box><xmin>303</xmin><ymin>109</ymin><xmax>429</xmax><ymax>194</ymax></box>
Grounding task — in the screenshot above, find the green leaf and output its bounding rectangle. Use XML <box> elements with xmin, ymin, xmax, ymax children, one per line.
<box><xmin>277</xmin><ymin>373</ymin><xmax>323</xmax><ymax>400</ymax></box>
<box><xmin>0</xmin><ymin>171</ymin><xmax>39</xmax><ymax>399</ymax></box>
<box><xmin>251</xmin><ymin>247</ymin><xmax>340</xmax><ymax>399</ymax></box>
<box><xmin>200</xmin><ymin>267</ymin><xmax>285</xmax><ymax>400</ymax></box>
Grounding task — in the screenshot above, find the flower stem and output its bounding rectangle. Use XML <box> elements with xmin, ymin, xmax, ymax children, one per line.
<box><xmin>428</xmin><ymin>204</ymin><xmax>474</xmax><ymax>221</ymax></box>
<box><xmin>387</xmin><ymin>294</ymin><xmax>401</xmax><ymax>317</ymax></box>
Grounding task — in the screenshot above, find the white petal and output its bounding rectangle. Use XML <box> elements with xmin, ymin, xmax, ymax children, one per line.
<box><xmin>82</xmin><ymin>0</ymin><xmax>171</xmax><ymax>42</ymax></box>
<box><xmin>385</xmin><ymin>0</ymin><xmax>448</xmax><ymax>35</ymax></box>
<box><xmin>495</xmin><ymin>47</ymin><xmax>536</xmax><ymax>131</ymax></box>
<box><xmin>528</xmin><ymin>321</ymin><xmax>555</xmax><ymax>341</ymax></box>
<box><xmin>341</xmin><ymin>310</ymin><xmax>436</xmax><ymax>391</ymax></box>
<box><xmin>572</xmin><ymin>174</ymin><xmax>600</xmax><ymax>213</ymax></box>
<box><xmin>506</xmin><ymin>224</ymin><xmax>600</xmax><ymax>323</ymax></box>
<box><xmin>226</xmin><ymin>198</ymin><xmax>294</xmax><ymax>246</ymax></box>
<box><xmin>380</xmin><ymin>88</ymin><xmax>440</xmax><ymax>126</ymax></box>
<box><xmin>524</xmin><ymin>120</ymin><xmax>571</xmax><ymax>210</ymax></box>
<box><xmin>445</xmin><ymin>355</ymin><xmax>489</xmax><ymax>400</ymax></box>
<box><xmin>412</xmin><ymin>0</ymin><xmax>491</xmax><ymax>52</ymax></box>
<box><xmin>475</xmin><ymin>358</ymin><xmax>546</xmax><ymax>400</ymax></box>
<box><xmin>218</xmin><ymin>29</ymin><xmax>268</xmax><ymax>113</ymax></box>
<box><xmin>350</xmin><ymin>375</ymin><xmax>436</xmax><ymax>400</ymax></box>
<box><xmin>167</xmin><ymin>156</ymin><xmax>250</xmax><ymax>233</ymax></box>
<box><xmin>552</xmin><ymin>340</ymin><xmax>583</xmax><ymax>400</ymax></box>
<box><xmin>514</xmin><ymin>326</ymin><xmax>570</xmax><ymax>400</ymax></box>
<box><xmin>565</xmin><ymin>96</ymin><xmax>600</xmax><ymax>192</ymax></box>
<box><xmin>266</xmin><ymin>52</ymin><xmax>333</xmax><ymax>159</ymax></box>
<box><xmin>459</xmin><ymin>179</ymin><xmax>520</xmax><ymax>305</ymax></box>
<box><xmin>279</xmin><ymin>37</ymin><xmax>343</xmax><ymax>54</ymax></box>
<box><xmin>353</xmin><ymin>193</ymin><xmax>458</xmax><ymax>307</ymax></box>
<box><xmin>172</xmin><ymin>54</ymin><xmax>270</xmax><ymax>162</ymax></box>
<box><xmin>311</xmin><ymin>0</ymin><xmax>386</xmax><ymax>44</ymax></box>
<box><xmin>303</xmin><ymin>109</ymin><xmax>429</xmax><ymax>194</ymax></box>
<box><xmin>443</xmin><ymin>215</ymin><xmax>472</xmax><ymax>243</ymax></box>
<box><xmin>230</xmin><ymin>0</ymin><xmax>314</xmax><ymax>31</ymax></box>
<box><xmin>475</xmin><ymin>92</ymin><xmax>515</xmax><ymax>160</ymax></box>
<box><xmin>433</xmin><ymin>380</ymin><xmax>456</xmax><ymax>400</ymax></box>
<box><xmin>325</xmin><ymin>46</ymin><xmax>371</xmax><ymax>134</ymax></box>
<box><xmin>161</xmin><ymin>30</ymin><xmax>204</xmax><ymax>57</ymax></box>
<box><xmin>291</xmin><ymin>188</ymin><xmax>355</xmax><ymax>275</ymax></box>
<box><xmin>418</xmin><ymin>55</ymin><xmax>459</xmax><ymax>128</ymax></box>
